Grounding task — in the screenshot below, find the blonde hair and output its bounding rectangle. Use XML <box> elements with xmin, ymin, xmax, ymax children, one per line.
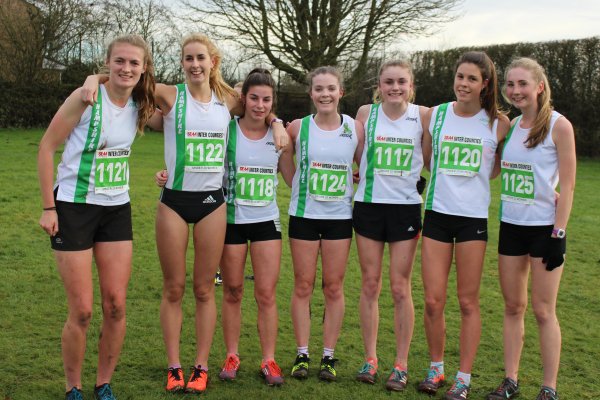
<box><xmin>306</xmin><ymin>66</ymin><xmax>344</xmax><ymax>92</ymax></box>
<box><xmin>105</xmin><ymin>34</ymin><xmax>156</xmax><ymax>134</ymax></box>
<box><xmin>373</xmin><ymin>59</ymin><xmax>415</xmax><ymax>104</ymax></box>
<box><xmin>455</xmin><ymin>51</ymin><xmax>501</xmax><ymax>129</ymax></box>
<box><xmin>503</xmin><ymin>57</ymin><xmax>553</xmax><ymax>148</ymax></box>
<box><xmin>181</xmin><ymin>33</ymin><xmax>237</xmax><ymax>103</ymax></box>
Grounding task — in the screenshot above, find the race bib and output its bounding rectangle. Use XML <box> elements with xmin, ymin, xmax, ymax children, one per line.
<box><xmin>184</xmin><ymin>130</ymin><xmax>225</xmax><ymax>172</ymax></box>
<box><xmin>235</xmin><ymin>165</ymin><xmax>275</xmax><ymax>206</ymax></box>
<box><xmin>501</xmin><ymin>160</ymin><xmax>535</xmax><ymax>204</ymax></box>
<box><xmin>94</xmin><ymin>149</ymin><xmax>130</xmax><ymax>194</ymax></box>
<box><xmin>308</xmin><ymin>161</ymin><xmax>347</xmax><ymax>201</ymax></box>
<box><xmin>439</xmin><ymin>135</ymin><xmax>482</xmax><ymax>177</ymax></box>
<box><xmin>374</xmin><ymin>135</ymin><xmax>414</xmax><ymax>176</ymax></box>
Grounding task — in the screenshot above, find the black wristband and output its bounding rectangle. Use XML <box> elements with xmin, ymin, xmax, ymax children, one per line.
<box><xmin>43</xmin><ymin>206</ymin><xmax>57</xmax><ymax>211</ymax></box>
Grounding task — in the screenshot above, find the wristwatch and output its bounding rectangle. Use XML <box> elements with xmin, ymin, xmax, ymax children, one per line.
<box><xmin>270</xmin><ymin>118</ymin><xmax>284</xmax><ymax>126</ymax></box>
<box><xmin>552</xmin><ymin>228</ymin><xmax>566</xmax><ymax>239</ymax></box>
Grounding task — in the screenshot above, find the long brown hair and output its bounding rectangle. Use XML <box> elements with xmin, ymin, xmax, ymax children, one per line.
<box><xmin>181</xmin><ymin>33</ymin><xmax>237</xmax><ymax>103</ymax></box>
<box><xmin>455</xmin><ymin>51</ymin><xmax>500</xmax><ymax>128</ymax></box>
<box><xmin>503</xmin><ymin>57</ymin><xmax>553</xmax><ymax>148</ymax></box>
<box><xmin>373</xmin><ymin>59</ymin><xmax>415</xmax><ymax>104</ymax></box>
<box><xmin>105</xmin><ymin>34</ymin><xmax>156</xmax><ymax>134</ymax></box>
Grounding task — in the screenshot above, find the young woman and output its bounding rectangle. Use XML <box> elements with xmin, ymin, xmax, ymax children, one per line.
<box><xmin>352</xmin><ymin>60</ymin><xmax>429</xmax><ymax>391</ymax></box>
<box><xmin>486</xmin><ymin>58</ymin><xmax>575</xmax><ymax>400</ymax></box>
<box><xmin>38</xmin><ymin>35</ymin><xmax>155</xmax><ymax>400</ymax></box>
<box><xmin>418</xmin><ymin>51</ymin><xmax>510</xmax><ymax>400</ymax></box>
<box><xmin>287</xmin><ymin>66</ymin><xmax>364</xmax><ymax>382</ymax></box>
<box><xmin>215</xmin><ymin>68</ymin><xmax>294</xmax><ymax>386</ymax></box>
<box><xmin>82</xmin><ymin>33</ymin><xmax>287</xmax><ymax>394</ymax></box>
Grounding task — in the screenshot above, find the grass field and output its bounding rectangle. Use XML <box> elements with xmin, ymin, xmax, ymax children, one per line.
<box><xmin>1</xmin><ymin>129</ymin><xmax>599</xmax><ymax>400</ymax></box>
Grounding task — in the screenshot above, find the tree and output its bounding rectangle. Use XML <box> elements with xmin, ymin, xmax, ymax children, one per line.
<box><xmin>0</xmin><ymin>0</ymin><xmax>92</xmax><ymax>81</ymax></box>
<box><xmin>183</xmin><ymin>0</ymin><xmax>462</xmax><ymax>88</ymax></box>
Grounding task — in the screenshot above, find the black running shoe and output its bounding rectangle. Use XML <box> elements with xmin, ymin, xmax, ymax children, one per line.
<box><xmin>487</xmin><ymin>377</ymin><xmax>519</xmax><ymax>399</ymax></box>
<box><xmin>290</xmin><ymin>353</ymin><xmax>310</xmax><ymax>379</ymax></box>
<box><xmin>318</xmin><ymin>356</ymin><xmax>338</xmax><ymax>382</ymax></box>
<box><xmin>535</xmin><ymin>386</ymin><xmax>559</xmax><ymax>400</ymax></box>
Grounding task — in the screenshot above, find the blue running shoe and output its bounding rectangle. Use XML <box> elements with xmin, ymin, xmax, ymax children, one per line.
<box><xmin>66</xmin><ymin>387</ymin><xmax>83</xmax><ymax>400</ymax></box>
<box><xmin>94</xmin><ymin>383</ymin><xmax>116</xmax><ymax>400</ymax></box>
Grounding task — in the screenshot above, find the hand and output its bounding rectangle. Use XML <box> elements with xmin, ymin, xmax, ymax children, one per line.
<box><xmin>155</xmin><ymin>169</ymin><xmax>168</xmax><ymax>187</ymax></box>
<box><xmin>542</xmin><ymin>236</ymin><xmax>565</xmax><ymax>271</ymax></box>
<box><xmin>353</xmin><ymin>169</ymin><xmax>360</xmax><ymax>184</ymax></box>
<box><xmin>81</xmin><ymin>75</ymin><xmax>101</xmax><ymax>106</ymax></box>
<box><xmin>39</xmin><ymin>210</ymin><xmax>59</xmax><ymax>236</ymax></box>
<box><xmin>416</xmin><ymin>175</ymin><xmax>427</xmax><ymax>195</ymax></box>
<box><xmin>271</xmin><ymin>121</ymin><xmax>289</xmax><ymax>150</ymax></box>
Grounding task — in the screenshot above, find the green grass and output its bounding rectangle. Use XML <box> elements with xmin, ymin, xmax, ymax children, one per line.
<box><xmin>1</xmin><ymin>129</ymin><xmax>599</xmax><ymax>399</ymax></box>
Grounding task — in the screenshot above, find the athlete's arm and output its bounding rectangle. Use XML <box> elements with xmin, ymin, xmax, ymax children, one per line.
<box><xmin>421</xmin><ymin>107</ymin><xmax>433</xmax><ymax>171</ymax></box>
<box><xmin>552</xmin><ymin>116</ymin><xmax>576</xmax><ymax>233</ymax></box>
<box><xmin>278</xmin><ymin>139</ymin><xmax>295</xmax><ymax>187</ymax></box>
<box><xmin>491</xmin><ymin>114</ymin><xmax>511</xmax><ymax>179</ymax></box>
<box><xmin>38</xmin><ymin>88</ymin><xmax>89</xmax><ymax>236</ymax></box>
<box><xmin>154</xmin><ymin>83</ymin><xmax>177</xmax><ymax>115</ymax></box>
<box><xmin>146</xmin><ymin>108</ymin><xmax>164</xmax><ymax>132</ymax></box>
<box><xmin>354</xmin><ymin>119</ymin><xmax>365</xmax><ymax>166</ymax></box>
<box><xmin>355</xmin><ymin>104</ymin><xmax>370</xmax><ymax>127</ymax></box>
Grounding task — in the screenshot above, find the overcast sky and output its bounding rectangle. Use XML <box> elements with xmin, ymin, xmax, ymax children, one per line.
<box><xmin>398</xmin><ymin>0</ymin><xmax>600</xmax><ymax>52</ymax></box>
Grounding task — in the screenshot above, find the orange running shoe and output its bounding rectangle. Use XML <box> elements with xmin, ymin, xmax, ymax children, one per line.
<box><xmin>165</xmin><ymin>367</ymin><xmax>185</xmax><ymax>392</ymax></box>
<box><xmin>219</xmin><ymin>354</ymin><xmax>240</xmax><ymax>381</ymax></box>
<box><xmin>260</xmin><ymin>359</ymin><xmax>284</xmax><ymax>386</ymax></box>
<box><xmin>186</xmin><ymin>366</ymin><xmax>208</xmax><ymax>393</ymax></box>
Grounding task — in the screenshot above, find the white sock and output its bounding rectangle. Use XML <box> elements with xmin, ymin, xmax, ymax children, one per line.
<box><xmin>456</xmin><ymin>371</ymin><xmax>471</xmax><ymax>386</ymax></box>
<box><xmin>297</xmin><ymin>346</ymin><xmax>309</xmax><ymax>357</ymax></box>
<box><xmin>323</xmin><ymin>347</ymin><xmax>334</xmax><ymax>358</ymax></box>
<box><xmin>430</xmin><ymin>361</ymin><xmax>444</xmax><ymax>375</ymax></box>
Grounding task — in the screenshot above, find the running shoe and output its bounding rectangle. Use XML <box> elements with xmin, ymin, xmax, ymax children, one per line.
<box><xmin>535</xmin><ymin>386</ymin><xmax>559</xmax><ymax>400</ymax></box>
<box><xmin>165</xmin><ymin>367</ymin><xmax>185</xmax><ymax>392</ymax></box>
<box><xmin>487</xmin><ymin>377</ymin><xmax>519</xmax><ymax>399</ymax></box>
<box><xmin>356</xmin><ymin>359</ymin><xmax>378</xmax><ymax>384</ymax></box>
<box><xmin>219</xmin><ymin>354</ymin><xmax>240</xmax><ymax>381</ymax></box>
<box><xmin>214</xmin><ymin>271</ymin><xmax>223</xmax><ymax>286</ymax></box>
<box><xmin>445</xmin><ymin>377</ymin><xmax>471</xmax><ymax>400</ymax></box>
<box><xmin>186</xmin><ymin>366</ymin><xmax>208</xmax><ymax>393</ymax></box>
<box><xmin>260</xmin><ymin>359</ymin><xmax>284</xmax><ymax>386</ymax></box>
<box><xmin>318</xmin><ymin>356</ymin><xmax>338</xmax><ymax>382</ymax></box>
<box><xmin>385</xmin><ymin>367</ymin><xmax>408</xmax><ymax>391</ymax></box>
<box><xmin>417</xmin><ymin>366</ymin><xmax>445</xmax><ymax>395</ymax></box>
<box><xmin>93</xmin><ymin>383</ymin><xmax>116</xmax><ymax>400</ymax></box>
<box><xmin>65</xmin><ymin>387</ymin><xmax>83</xmax><ymax>400</ymax></box>
<box><xmin>290</xmin><ymin>353</ymin><xmax>310</xmax><ymax>379</ymax></box>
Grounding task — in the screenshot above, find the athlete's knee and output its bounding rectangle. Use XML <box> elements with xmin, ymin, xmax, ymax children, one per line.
<box><xmin>531</xmin><ymin>301</ymin><xmax>557</xmax><ymax>326</ymax></box>
<box><xmin>504</xmin><ymin>300</ymin><xmax>527</xmax><ymax>318</ymax></box>
<box><xmin>293</xmin><ymin>279</ymin><xmax>314</xmax><ymax>299</ymax></box>
<box><xmin>102</xmin><ymin>294</ymin><xmax>126</xmax><ymax>321</ymax></box>
<box><xmin>254</xmin><ymin>289</ymin><xmax>276</xmax><ymax>310</ymax></box>
<box><xmin>69</xmin><ymin>308</ymin><xmax>93</xmax><ymax>330</ymax></box>
<box><xmin>163</xmin><ymin>281</ymin><xmax>185</xmax><ymax>303</ymax></box>
<box><xmin>192</xmin><ymin>283</ymin><xmax>214</xmax><ymax>303</ymax></box>
<box><xmin>390</xmin><ymin>280</ymin><xmax>411</xmax><ymax>304</ymax></box>
<box><xmin>361</xmin><ymin>275</ymin><xmax>381</xmax><ymax>300</ymax></box>
<box><xmin>425</xmin><ymin>293</ymin><xmax>446</xmax><ymax>314</ymax></box>
<box><xmin>458</xmin><ymin>296</ymin><xmax>480</xmax><ymax>317</ymax></box>
<box><xmin>323</xmin><ymin>281</ymin><xmax>344</xmax><ymax>301</ymax></box>
<box><xmin>223</xmin><ymin>283</ymin><xmax>244</xmax><ymax>304</ymax></box>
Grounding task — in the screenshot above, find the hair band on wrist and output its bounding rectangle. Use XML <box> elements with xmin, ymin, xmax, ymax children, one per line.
<box><xmin>43</xmin><ymin>206</ymin><xmax>57</xmax><ymax>211</ymax></box>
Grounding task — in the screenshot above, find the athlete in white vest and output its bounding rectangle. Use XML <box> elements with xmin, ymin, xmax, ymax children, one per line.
<box><xmin>418</xmin><ymin>52</ymin><xmax>510</xmax><ymax>400</ymax></box>
<box><xmin>287</xmin><ymin>66</ymin><xmax>364</xmax><ymax>382</ymax></box>
<box><xmin>216</xmin><ymin>69</ymin><xmax>294</xmax><ymax>386</ymax></box>
<box><xmin>38</xmin><ymin>35</ymin><xmax>155</xmax><ymax>400</ymax></box>
<box><xmin>352</xmin><ymin>60</ymin><xmax>429</xmax><ymax>391</ymax></box>
<box><xmin>487</xmin><ymin>58</ymin><xmax>576</xmax><ymax>400</ymax></box>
